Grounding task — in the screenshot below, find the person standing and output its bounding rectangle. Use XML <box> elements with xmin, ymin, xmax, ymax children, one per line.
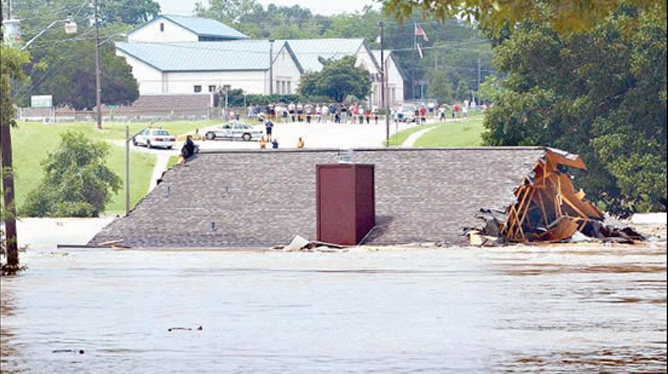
<box><xmin>419</xmin><ymin>105</ymin><xmax>427</xmax><ymax>124</ymax></box>
<box><xmin>453</xmin><ymin>103</ymin><xmax>460</xmax><ymax>119</ymax></box>
<box><xmin>305</xmin><ymin>103</ymin><xmax>313</xmax><ymax>123</ymax></box>
<box><xmin>265</xmin><ymin>120</ymin><xmax>274</xmax><ymax>142</ymax></box>
<box><xmin>288</xmin><ymin>102</ymin><xmax>296</xmax><ymax>122</ymax></box>
<box><xmin>296</xmin><ymin>102</ymin><xmax>304</xmax><ymax>122</ymax></box>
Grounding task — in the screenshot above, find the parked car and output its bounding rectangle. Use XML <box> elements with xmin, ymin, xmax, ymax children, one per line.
<box><xmin>397</xmin><ymin>105</ymin><xmax>417</xmax><ymax>123</ymax></box>
<box><xmin>133</xmin><ymin>128</ymin><xmax>176</xmax><ymax>149</ymax></box>
<box><xmin>204</xmin><ymin>122</ymin><xmax>264</xmax><ymax>141</ymax></box>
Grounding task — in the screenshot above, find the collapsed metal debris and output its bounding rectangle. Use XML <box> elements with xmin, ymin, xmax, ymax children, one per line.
<box><xmin>469</xmin><ymin>148</ymin><xmax>646</xmax><ymax>245</ymax></box>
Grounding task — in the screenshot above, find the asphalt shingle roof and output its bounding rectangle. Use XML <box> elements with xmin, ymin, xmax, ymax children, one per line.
<box><xmin>89</xmin><ymin>148</ymin><xmax>547</xmax><ymax>249</ymax></box>
<box><xmin>161</xmin><ymin>15</ymin><xmax>249</xmax><ymax>40</ymax></box>
<box><xmin>116</xmin><ymin>40</ymin><xmax>284</xmax><ymax>72</ymax></box>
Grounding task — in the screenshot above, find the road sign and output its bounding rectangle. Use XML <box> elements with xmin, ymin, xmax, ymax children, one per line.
<box><xmin>31</xmin><ymin>95</ymin><xmax>53</xmax><ymax>108</ymax></box>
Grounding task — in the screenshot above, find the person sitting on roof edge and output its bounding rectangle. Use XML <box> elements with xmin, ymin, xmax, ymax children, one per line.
<box><xmin>180</xmin><ymin>135</ymin><xmax>197</xmax><ymax>162</ymax></box>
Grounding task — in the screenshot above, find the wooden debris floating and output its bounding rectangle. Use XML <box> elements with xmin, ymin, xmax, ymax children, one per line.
<box><xmin>472</xmin><ymin>148</ymin><xmax>645</xmax><ymax>244</ymax></box>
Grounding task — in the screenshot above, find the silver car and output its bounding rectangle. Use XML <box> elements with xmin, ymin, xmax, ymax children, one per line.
<box><xmin>204</xmin><ymin>122</ymin><xmax>264</xmax><ymax>141</ymax></box>
<box><xmin>132</xmin><ymin>128</ymin><xmax>176</xmax><ymax>149</ymax></box>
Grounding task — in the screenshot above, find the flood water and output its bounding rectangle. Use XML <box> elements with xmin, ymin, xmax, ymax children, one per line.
<box><xmin>1</xmin><ymin>243</ymin><xmax>666</xmax><ymax>373</ymax></box>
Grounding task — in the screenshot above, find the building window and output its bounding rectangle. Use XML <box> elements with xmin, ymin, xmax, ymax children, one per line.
<box><xmin>160</xmin><ymin>23</ymin><xmax>164</xmax><ymax>32</ymax></box>
<box><xmin>208</xmin><ymin>85</ymin><xmax>217</xmax><ymax>93</ymax></box>
<box><xmin>194</xmin><ymin>85</ymin><xmax>202</xmax><ymax>93</ymax></box>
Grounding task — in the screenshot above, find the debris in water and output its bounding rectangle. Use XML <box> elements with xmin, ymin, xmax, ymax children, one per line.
<box><xmin>470</xmin><ymin>148</ymin><xmax>647</xmax><ymax>245</ymax></box>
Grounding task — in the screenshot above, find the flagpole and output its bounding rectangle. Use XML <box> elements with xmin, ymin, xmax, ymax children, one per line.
<box><xmin>414</xmin><ymin>22</ymin><xmax>418</xmax><ymax>101</ymax></box>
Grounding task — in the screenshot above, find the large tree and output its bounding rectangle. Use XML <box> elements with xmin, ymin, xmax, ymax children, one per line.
<box><xmin>99</xmin><ymin>0</ymin><xmax>160</xmax><ymax>25</ymax></box>
<box><xmin>1</xmin><ymin>28</ymin><xmax>31</xmax><ymax>274</ymax></box>
<box><xmin>483</xmin><ymin>7</ymin><xmax>667</xmax><ymax>213</ymax></box>
<box><xmin>21</xmin><ymin>42</ymin><xmax>139</xmax><ymax>110</ymax></box>
<box><xmin>382</xmin><ymin>0</ymin><xmax>666</xmax><ymax>35</ymax></box>
<box><xmin>298</xmin><ymin>56</ymin><xmax>372</xmax><ymax>102</ymax></box>
<box><xmin>22</xmin><ymin>132</ymin><xmax>121</xmax><ymax>218</ymax></box>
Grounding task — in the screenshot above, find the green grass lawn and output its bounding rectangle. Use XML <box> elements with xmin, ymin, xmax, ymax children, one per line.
<box><xmin>413</xmin><ymin>116</ymin><xmax>485</xmax><ymax>147</ymax></box>
<box><xmin>387</xmin><ymin>124</ymin><xmax>437</xmax><ymax>147</ymax></box>
<box><xmin>9</xmin><ymin>121</ymin><xmax>210</xmax><ymax>216</ymax></box>
<box><xmin>69</xmin><ymin>120</ymin><xmax>219</xmax><ymax>142</ymax></box>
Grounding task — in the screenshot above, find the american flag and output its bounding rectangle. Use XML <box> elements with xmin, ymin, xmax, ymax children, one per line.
<box><xmin>414</xmin><ymin>24</ymin><xmax>429</xmax><ymax>42</ymax></box>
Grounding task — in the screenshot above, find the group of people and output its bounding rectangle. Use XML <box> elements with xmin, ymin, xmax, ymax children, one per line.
<box><xmin>247</xmin><ymin>102</ymin><xmax>385</xmax><ymax>125</ymax></box>
<box><xmin>259</xmin><ymin>119</ymin><xmax>305</xmax><ymax>150</ymax></box>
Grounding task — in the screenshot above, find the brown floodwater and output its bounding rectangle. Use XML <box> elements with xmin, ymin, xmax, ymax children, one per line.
<box><xmin>1</xmin><ymin>242</ymin><xmax>666</xmax><ymax>373</ymax></box>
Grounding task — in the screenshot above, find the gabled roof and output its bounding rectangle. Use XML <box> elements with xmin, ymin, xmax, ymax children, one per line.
<box><xmin>89</xmin><ymin>147</ymin><xmax>548</xmax><ymax>249</ymax></box>
<box><xmin>128</xmin><ymin>15</ymin><xmax>249</xmax><ymax>40</ymax></box>
<box><xmin>116</xmin><ymin>40</ymin><xmax>302</xmax><ymax>73</ymax></box>
<box><xmin>279</xmin><ymin>38</ymin><xmax>367</xmax><ymax>72</ymax></box>
<box><xmin>372</xmin><ymin>50</ymin><xmax>407</xmax><ymax>81</ymax></box>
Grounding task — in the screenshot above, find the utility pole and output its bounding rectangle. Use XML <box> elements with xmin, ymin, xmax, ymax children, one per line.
<box><xmin>94</xmin><ymin>0</ymin><xmax>102</xmax><ymax>129</ymax></box>
<box><xmin>7</xmin><ymin>0</ymin><xmax>11</xmax><ymax>19</ymax></box>
<box><xmin>380</xmin><ymin>20</ymin><xmax>390</xmax><ymax>147</ymax></box>
<box><xmin>125</xmin><ymin>126</ymin><xmax>130</xmax><ymax>216</ymax></box>
<box><xmin>269</xmin><ymin>39</ymin><xmax>275</xmax><ymax>95</ymax></box>
<box><xmin>477</xmin><ymin>57</ymin><xmax>481</xmax><ymax>90</ymax></box>
<box><xmin>1</xmin><ymin>4</ymin><xmax>20</xmax><ymax>271</ymax></box>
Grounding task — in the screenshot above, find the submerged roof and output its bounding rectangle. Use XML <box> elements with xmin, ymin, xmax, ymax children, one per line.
<box><xmin>116</xmin><ymin>40</ymin><xmax>293</xmax><ymax>72</ymax></box>
<box><xmin>129</xmin><ymin>15</ymin><xmax>249</xmax><ymax>40</ymax></box>
<box><xmin>89</xmin><ymin>148</ymin><xmax>547</xmax><ymax>249</ymax></box>
<box><xmin>280</xmin><ymin>39</ymin><xmax>367</xmax><ymax>72</ymax></box>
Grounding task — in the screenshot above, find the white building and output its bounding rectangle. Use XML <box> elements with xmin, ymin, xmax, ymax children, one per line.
<box><xmin>127</xmin><ymin>15</ymin><xmax>250</xmax><ymax>43</ymax></box>
<box><xmin>116</xmin><ymin>16</ymin><xmax>404</xmax><ymax>105</ymax></box>
<box><xmin>280</xmin><ymin>39</ymin><xmax>405</xmax><ymax>106</ymax></box>
<box><xmin>116</xmin><ymin>40</ymin><xmax>303</xmax><ymax>96</ymax></box>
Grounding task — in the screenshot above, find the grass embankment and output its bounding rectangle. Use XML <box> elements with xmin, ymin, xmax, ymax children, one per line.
<box><xmin>11</xmin><ymin>121</ymin><xmax>207</xmax><ymax>216</ymax></box>
<box><xmin>391</xmin><ymin>115</ymin><xmax>485</xmax><ymax>148</ymax></box>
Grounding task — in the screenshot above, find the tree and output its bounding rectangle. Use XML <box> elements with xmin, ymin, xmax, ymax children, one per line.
<box><xmin>383</xmin><ymin>0</ymin><xmax>666</xmax><ymax>35</ymax></box>
<box><xmin>476</xmin><ymin>75</ymin><xmax>502</xmax><ymax>103</ymax></box>
<box><xmin>482</xmin><ymin>7</ymin><xmax>667</xmax><ymax>213</ymax></box>
<box><xmin>195</xmin><ymin>0</ymin><xmax>258</xmax><ymax>24</ymax></box>
<box><xmin>99</xmin><ymin>0</ymin><xmax>160</xmax><ymax>25</ymax></box>
<box><xmin>298</xmin><ymin>56</ymin><xmax>372</xmax><ymax>102</ymax></box>
<box><xmin>454</xmin><ymin>79</ymin><xmax>470</xmax><ymax>101</ymax></box>
<box><xmin>22</xmin><ymin>42</ymin><xmax>139</xmax><ymax>110</ymax></box>
<box><xmin>22</xmin><ymin>132</ymin><xmax>121</xmax><ymax>218</ymax></box>
<box><xmin>1</xmin><ymin>42</ymin><xmax>31</xmax><ymax>274</ymax></box>
<box><xmin>427</xmin><ymin>70</ymin><xmax>454</xmax><ymax>104</ymax></box>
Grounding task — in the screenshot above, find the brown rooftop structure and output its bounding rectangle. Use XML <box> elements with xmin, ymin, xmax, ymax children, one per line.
<box><xmin>89</xmin><ymin>147</ymin><xmax>562</xmax><ymax>249</ymax></box>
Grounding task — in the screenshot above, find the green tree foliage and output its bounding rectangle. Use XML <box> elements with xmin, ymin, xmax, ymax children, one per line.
<box><xmin>476</xmin><ymin>75</ymin><xmax>502</xmax><ymax>103</ymax></box>
<box><xmin>1</xmin><ymin>45</ymin><xmax>31</xmax><ymax>260</ymax></box>
<box><xmin>99</xmin><ymin>0</ymin><xmax>160</xmax><ymax>25</ymax></box>
<box><xmin>427</xmin><ymin>70</ymin><xmax>454</xmax><ymax>104</ymax></box>
<box><xmin>382</xmin><ymin>0</ymin><xmax>666</xmax><ymax>35</ymax></box>
<box><xmin>195</xmin><ymin>0</ymin><xmax>259</xmax><ymax>25</ymax></box>
<box><xmin>12</xmin><ymin>0</ymin><xmax>140</xmax><ymax>109</ymax></box>
<box><xmin>19</xmin><ymin>42</ymin><xmax>139</xmax><ymax>110</ymax></box>
<box><xmin>298</xmin><ymin>56</ymin><xmax>372</xmax><ymax>102</ymax></box>
<box><xmin>483</xmin><ymin>7</ymin><xmax>667</xmax><ymax>213</ymax></box>
<box><xmin>22</xmin><ymin>132</ymin><xmax>121</xmax><ymax>218</ymax></box>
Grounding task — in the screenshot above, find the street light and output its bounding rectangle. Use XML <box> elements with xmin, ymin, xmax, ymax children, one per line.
<box><xmin>269</xmin><ymin>39</ymin><xmax>275</xmax><ymax>95</ymax></box>
<box><xmin>21</xmin><ymin>13</ymin><xmax>77</xmax><ymax>51</ymax></box>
